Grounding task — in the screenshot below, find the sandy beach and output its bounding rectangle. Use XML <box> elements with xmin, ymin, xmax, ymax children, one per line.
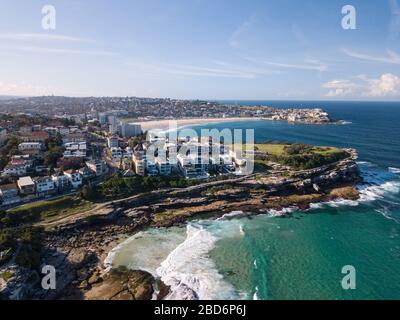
<box><xmin>125</xmin><ymin>117</ymin><xmax>262</xmax><ymax>131</ymax></box>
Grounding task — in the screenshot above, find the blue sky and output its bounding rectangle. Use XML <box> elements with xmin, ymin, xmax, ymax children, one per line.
<box><xmin>0</xmin><ymin>0</ymin><xmax>399</xmax><ymax>100</ymax></box>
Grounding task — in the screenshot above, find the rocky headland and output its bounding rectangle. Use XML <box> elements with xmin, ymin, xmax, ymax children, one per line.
<box><xmin>0</xmin><ymin>149</ymin><xmax>361</xmax><ymax>300</ymax></box>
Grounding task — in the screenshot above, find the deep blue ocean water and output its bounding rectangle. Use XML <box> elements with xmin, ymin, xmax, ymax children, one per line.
<box><xmin>111</xmin><ymin>101</ymin><xmax>400</xmax><ymax>300</ymax></box>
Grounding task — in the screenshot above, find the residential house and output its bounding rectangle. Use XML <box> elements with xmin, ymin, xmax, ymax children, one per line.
<box><xmin>79</xmin><ymin>166</ymin><xmax>93</xmax><ymax>179</ymax></box>
<box><xmin>22</xmin><ymin>131</ymin><xmax>50</xmax><ymax>143</ymax></box>
<box><xmin>18</xmin><ymin>142</ymin><xmax>43</xmax><ymax>156</ymax></box>
<box><xmin>155</xmin><ymin>157</ymin><xmax>172</xmax><ymax>175</ymax></box>
<box><xmin>62</xmin><ymin>133</ymin><xmax>86</xmax><ymax>145</ymax></box>
<box><xmin>63</xmin><ymin>142</ymin><xmax>87</xmax><ymax>158</ymax></box>
<box><xmin>34</xmin><ymin>176</ymin><xmax>55</xmax><ymax>196</ymax></box>
<box><xmin>17</xmin><ymin>176</ymin><xmax>36</xmax><ymax>195</ymax></box>
<box><xmin>107</xmin><ymin>135</ymin><xmax>119</xmax><ymax>148</ymax></box>
<box><xmin>120</xmin><ymin>123</ymin><xmax>142</xmax><ymax>138</ymax></box>
<box><xmin>132</xmin><ymin>144</ymin><xmax>146</xmax><ymax>176</ymax></box>
<box><xmin>86</xmin><ymin>160</ymin><xmax>108</xmax><ymax>177</ymax></box>
<box><xmin>2</xmin><ymin>164</ymin><xmax>27</xmax><ymax>177</ymax></box>
<box><xmin>51</xmin><ymin>172</ymin><xmax>70</xmax><ymax>191</ymax></box>
<box><xmin>110</xmin><ymin>147</ymin><xmax>123</xmax><ymax>160</ymax></box>
<box><xmin>146</xmin><ymin>160</ymin><xmax>158</xmax><ymax>176</ymax></box>
<box><xmin>0</xmin><ymin>183</ymin><xmax>21</xmax><ymax>206</ymax></box>
<box><xmin>177</xmin><ymin>154</ymin><xmax>209</xmax><ymax>179</ymax></box>
<box><xmin>64</xmin><ymin>170</ymin><xmax>83</xmax><ymax>189</ymax></box>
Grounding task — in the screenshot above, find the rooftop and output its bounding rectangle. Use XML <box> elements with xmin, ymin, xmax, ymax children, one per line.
<box><xmin>17</xmin><ymin>176</ymin><xmax>35</xmax><ymax>186</ymax></box>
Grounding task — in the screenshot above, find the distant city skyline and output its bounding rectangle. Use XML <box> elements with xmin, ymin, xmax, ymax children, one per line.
<box><xmin>1</xmin><ymin>0</ymin><xmax>400</xmax><ymax>100</ymax></box>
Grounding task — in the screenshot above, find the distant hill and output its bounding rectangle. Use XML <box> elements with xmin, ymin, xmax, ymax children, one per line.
<box><xmin>0</xmin><ymin>95</ymin><xmax>22</xmax><ymax>100</ymax></box>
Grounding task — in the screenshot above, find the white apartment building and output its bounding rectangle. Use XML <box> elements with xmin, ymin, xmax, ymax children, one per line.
<box><xmin>17</xmin><ymin>176</ymin><xmax>36</xmax><ymax>195</ymax></box>
<box><xmin>107</xmin><ymin>135</ymin><xmax>119</xmax><ymax>148</ymax></box>
<box><xmin>2</xmin><ymin>164</ymin><xmax>28</xmax><ymax>177</ymax></box>
<box><xmin>63</xmin><ymin>142</ymin><xmax>87</xmax><ymax>158</ymax></box>
<box><xmin>52</xmin><ymin>172</ymin><xmax>70</xmax><ymax>190</ymax></box>
<box><xmin>120</xmin><ymin>123</ymin><xmax>142</xmax><ymax>137</ymax></box>
<box><xmin>177</xmin><ymin>154</ymin><xmax>210</xmax><ymax>179</ymax></box>
<box><xmin>86</xmin><ymin>160</ymin><xmax>108</xmax><ymax>177</ymax></box>
<box><xmin>18</xmin><ymin>142</ymin><xmax>42</xmax><ymax>152</ymax></box>
<box><xmin>155</xmin><ymin>157</ymin><xmax>172</xmax><ymax>175</ymax></box>
<box><xmin>111</xmin><ymin>147</ymin><xmax>123</xmax><ymax>160</ymax></box>
<box><xmin>132</xmin><ymin>144</ymin><xmax>146</xmax><ymax>176</ymax></box>
<box><xmin>146</xmin><ymin>160</ymin><xmax>159</xmax><ymax>176</ymax></box>
<box><xmin>64</xmin><ymin>170</ymin><xmax>83</xmax><ymax>189</ymax></box>
<box><xmin>34</xmin><ymin>176</ymin><xmax>55</xmax><ymax>195</ymax></box>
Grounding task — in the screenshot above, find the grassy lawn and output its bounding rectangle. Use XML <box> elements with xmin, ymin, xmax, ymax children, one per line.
<box><xmin>255</xmin><ymin>144</ymin><xmax>287</xmax><ymax>156</ymax></box>
<box><xmin>7</xmin><ymin>196</ymin><xmax>94</xmax><ymax>223</ymax></box>
<box><xmin>254</xmin><ymin>144</ymin><xmax>343</xmax><ymax>156</ymax></box>
<box><xmin>252</xmin><ymin>143</ymin><xmax>347</xmax><ymax>170</ymax></box>
<box><xmin>0</xmin><ymin>271</ymin><xmax>14</xmax><ymax>281</ymax></box>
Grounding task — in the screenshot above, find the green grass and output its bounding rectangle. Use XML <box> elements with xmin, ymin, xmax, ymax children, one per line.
<box><xmin>255</xmin><ymin>144</ymin><xmax>287</xmax><ymax>156</ymax></box>
<box><xmin>0</xmin><ymin>271</ymin><xmax>14</xmax><ymax>281</ymax></box>
<box><xmin>7</xmin><ymin>196</ymin><xmax>94</xmax><ymax>223</ymax></box>
<box><xmin>252</xmin><ymin>143</ymin><xmax>347</xmax><ymax>170</ymax></box>
<box><xmin>255</xmin><ymin>144</ymin><xmax>342</xmax><ymax>156</ymax></box>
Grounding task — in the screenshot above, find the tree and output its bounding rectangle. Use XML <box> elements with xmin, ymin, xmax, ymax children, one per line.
<box><xmin>43</xmin><ymin>147</ymin><xmax>63</xmax><ymax>167</ymax></box>
<box><xmin>81</xmin><ymin>185</ymin><xmax>98</xmax><ymax>201</ymax></box>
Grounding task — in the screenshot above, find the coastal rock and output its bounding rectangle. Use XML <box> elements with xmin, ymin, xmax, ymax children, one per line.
<box><xmin>88</xmin><ymin>272</ymin><xmax>102</xmax><ymax>285</ymax></box>
<box><xmin>329</xmin><ymin>186</ymin><xmax>360</xmax><ymax>201</ymax></box>
<box><xmin>84</xmin><ymin>269</ymin><xmax>154</xmax><ymax>300</ymax></box>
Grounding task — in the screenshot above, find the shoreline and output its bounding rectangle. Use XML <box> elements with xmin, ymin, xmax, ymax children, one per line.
<box><xmin>1</xmin><ymin>149</ymin><xmax>362</xmax><ymax>300</ymax></box>
<box><xmin>124</xmin><ymin>116</ymin><xmax>341</xmax><ymax>131</ymax></box>
<box><xmin>127</xmin><ymin>117</ymin><xmax>262</xmax><ymax>131</ymax></box>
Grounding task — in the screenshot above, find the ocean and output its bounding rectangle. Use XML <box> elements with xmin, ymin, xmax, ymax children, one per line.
<box><xmin>107</xmin><ymin>101</ymin><xmax>400</xmax><ymax>300</ymax></box>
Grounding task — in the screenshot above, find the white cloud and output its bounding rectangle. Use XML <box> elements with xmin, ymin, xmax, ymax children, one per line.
<box><xmin>265</xmin><ymin>60</ymin><xmax>327</xmax><ymax>72</ymax></box>
<box><xmin>322</xmin><ymin>73</ymin><xmax>400</xmax><ymax>98</ymax></box>
<box><xmin>343</xmin><ymin>48</ymin><xmax>400</xmax><ymax>64</ymax></box>
<box><xmin>229</xmin><ymin>16</ymin><xmax>257</xmax><ymax>48</ymax></box>
<box><xmin>0</xmin><ymin>33</ymin><xmax>90</xmax><ymax>42</ymax></box>
<box><xmin>244</xmin><ymin>56</ymin><xmax>327</xmax><ymax>72</ymax></box>
<box><xmin>367</xmin><ymin>73</ymin><xmax>400</xmax><ymax>97</ymax></box>
<box><xmin>322</xmin><ymin>79</ymin><xmax>358</xmax><ymax>97</ymax></box>
<box><xmin>125</xmin><ymin>60</ymin><xmax>278</xmax><ymax>78</ymax></box>
<box><xmin>17</xmin><ymin>46</ymin><xmax>116</xmax><ymax>56</ymax></box>
<box><xmin>0</xmin><ymin>81</ymin><xmax>65</xmax><ymax>96</ymax></box>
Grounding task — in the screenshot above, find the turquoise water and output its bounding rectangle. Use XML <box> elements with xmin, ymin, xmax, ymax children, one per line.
<box><xmin>110</xmin><ymin>101</ymin><xmax>400</xmax><ymax>300</ymax></box>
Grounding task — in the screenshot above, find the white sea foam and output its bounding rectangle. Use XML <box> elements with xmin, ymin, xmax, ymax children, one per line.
<box><xmin>375</xmin><ymin>208</ymin><xmax>400</xmax><ymax>224</ymax></box>
<box><xmin>265</xmin><ymin>207</ymin><xmax>297</xmax><ymax>217</ymax></box>
<box><xmin>104</xmin><ymin>228</ymin><xmax>186</xmax><ymax>275</ymax></box>
<box><xmin>309</xmin><ymin>203</ymin><xmax>323</xmax><ymax>209</ymax></box>
<box><xmin>337</xmin><ymin>120</ymin><xmax>353</xmax><ymax>125</ymax></box>
<box><xmin>156</xmin><ymin>224</ymin><xmax>240</xmax><ymax>300</ymax></box>
<box><xmin>253</xmin><ymin>287</ymin><xmax>259</xmax><ymax>300</ymax></box>
<box><xmin>239</xmin><ymin>224</ymin><xmax>245</xmax><ymax>237</ymax></box>
<box><xmin>217</xmin><ymin>211</ymin><xmax>246</xmax><ymax>220</ymax></box>
<box><xmin>103</xmin><ymin>236</ymin><xmax>136</xmax><ymax>272</ymax></box>
<box><xmin>389</xmin><ymin>167</ymin><xmax>400</xmax><ymax>174</ymax></box>
<box><xmin>307</xmin><ymin>162</ymin><xmax>400</xmax><ymax>210</ymax></box>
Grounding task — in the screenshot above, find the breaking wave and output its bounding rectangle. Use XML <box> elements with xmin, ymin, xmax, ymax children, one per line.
<box><xmin>156</xmin><ymin>224</ymin><xmax>242</xmax><ymax>300</ymax></box>
<box><xmin>308</xmin><ymin>162</ymin><xmax>400</xmax><ymax>210</ymax></box>
<box><xmin>389</xmin><ymin>167</ymin><xmax>400</xmax><ymax>174</ymax></box>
